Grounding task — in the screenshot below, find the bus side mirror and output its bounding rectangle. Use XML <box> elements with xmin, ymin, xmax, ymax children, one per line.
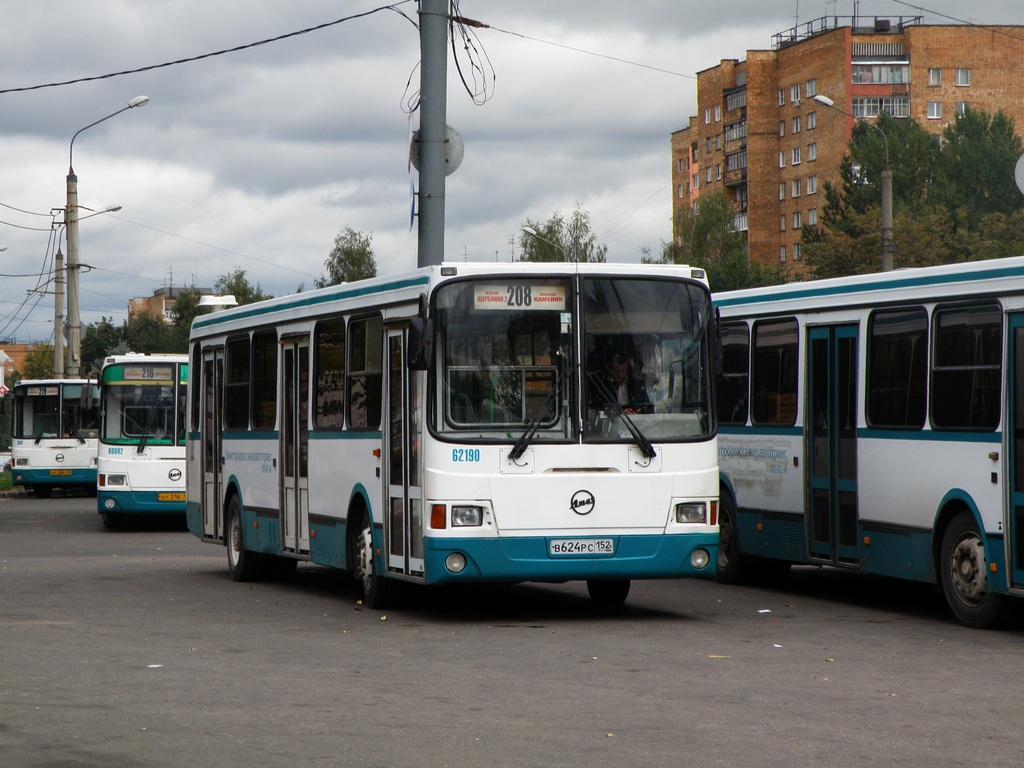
<box><xmin>408</xmin><ymin>317</ymin><xmax>434</xmax><ymax>371</ymax></box>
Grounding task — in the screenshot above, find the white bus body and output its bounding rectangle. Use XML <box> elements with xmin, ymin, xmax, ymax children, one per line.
<box><xmin>97</xmin><ymin>354</ymin><xmax>188</xmax><ymax>527</ymax></box>
<box><xmin>714</xmin><ymin>256</ymin><xmax>1024</xmax><ymax>627</ymax></box>
<box><xmin>10</xmin><ymin>379</ymin><xmax>99</xmax><ymax>498</ymax></box>
<box><xmin>186</xmin><ymin>263</ymin><xmax>719</xmax><ymax>607</ymax></box>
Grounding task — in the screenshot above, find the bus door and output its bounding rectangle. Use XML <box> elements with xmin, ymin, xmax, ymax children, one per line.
<box><xmin>384</xmin><ymin>327</ymin><xmax>424</xmax><ymax>578</ymax></box>
<box><xmin>1008</xmin><ymin>314</ymin><xmax>1024</xmax><ymax>587</ymax></box>
<box><xmin>807</xmin><ymin>324</ymin><xmax>861</xmax><ymax>565</ymax></box>
<box><xmin>201</xmin><ymin>348</ymin><xmax>224</xmax><ymax>541</ymax></box>
<box><xmin>281</xmin><ymin>336</ymin><xmax>310</xmax><ymax>555</ymax></box>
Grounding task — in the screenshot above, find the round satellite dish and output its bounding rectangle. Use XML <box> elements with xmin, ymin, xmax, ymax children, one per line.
<box><xmin>410</xmin><ymin>124</ymin><xmax>464</xmax><ymax>176</ymax></box>
<box><xmin>1015</xmin><ymin>155</ymin><xmax>1024</xmax><ymax>196</ymax></box>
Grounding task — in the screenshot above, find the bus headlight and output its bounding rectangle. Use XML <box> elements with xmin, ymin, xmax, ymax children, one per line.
<box><xmin>15</xmin><ymin>458</ymin><xmax>28</xmax><ymax>467</ymax></box>
<box><xmin>445</xmin><ymin>553</ymin><xmax>467</xmax><ymax>573</ymax></box>
<box><xmin>690</xmin><ymin>548</ymin><xmax>710</xmax><ymax>569</ymax></box>
<box><xmin>102</xmin><ymin>474</ymin><xmax>127</xmax><ymax>488</ymax></box>
<box><xmin>451</xmin><ymin>505</ymin><xmax>483</xmax><ymax>527</ymax></box>
<box><xmin>675</xmin><ymin>502</ymin><xmax>707</xmax><ymax>524</ymax></box>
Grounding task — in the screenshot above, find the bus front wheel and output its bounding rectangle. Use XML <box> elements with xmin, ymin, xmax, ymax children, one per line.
<box><xmin>355</xmin><ymin>515</ymin><xmax>392</xmax><ymax>610</ymax></box>
<box><xmin>939</xmin><ymin>511</ymin><xmax>1009</xmax><ymax>629</ymax></box>
<box><xmin>226</xmin><ymin>497</ymin><xmax>261</xmax><ymax>582</ymax></box>
<box><xmin>716</xmin><ymin>493</ymin><xmax>747</xmax><ymax>584</ymax></box>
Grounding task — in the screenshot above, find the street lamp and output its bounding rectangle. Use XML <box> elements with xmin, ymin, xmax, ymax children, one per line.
<box><xmin>812</xmin><ymin>93</ymin><xmax>893</xmax><ymax>272</ymax></box>
<box><xmin>521</xmin><ymin>226</ymin><xmax>568</xmax><ymax>262</ymax></box>
<box><xmin>65</xmin><ymin>95</ymin><xmax>149</xmax><ymax>378</ymax></box>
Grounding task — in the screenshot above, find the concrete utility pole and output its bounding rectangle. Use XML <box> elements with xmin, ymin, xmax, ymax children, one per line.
<box><xmin>54</xmin><ymin>247</ymin><xmax>65</xmax><ymax>378</ymax></box>
<box><xmin>417</xmin><ymin>0</ymin><xmax>449</xmax><ymax>268</ymax></box>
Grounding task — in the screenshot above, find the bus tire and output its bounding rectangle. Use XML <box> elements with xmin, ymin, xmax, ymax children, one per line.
<box><xmin>939</xmin><ymin>511</ymin><xmax>1009</xmax><ymax>629</ymax></box>
<box><xmin>226</xmin><ymin>496</ymin><xmax>261</xmax><ymax>582</ymax></box>
<box><xmin>716</xmin><ymin>492</ymin><xmax>748</xmax><ymax>584</ymax></box>
<box><xmin>101</xmin><ymin>512</ymin><xmax>123</xmax><ymax>530</ymax></box>
<box><xmin>355</xmin><ymin>514</ymin><xmax>392</xmax><ymax>609</ymax></box>
<box><xmin>587</xmin><ymin>579</ymin><xmax>630</xmax><ymax>607</ymax></box>
<box><xmin>34</xmin><ymin>486</ymin><xmax>52</xmax><ymax>499</ymax></box>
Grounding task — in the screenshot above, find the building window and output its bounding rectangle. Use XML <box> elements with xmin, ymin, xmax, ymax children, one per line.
<box><xmin>779</xmin><ymin>182</ymin><xmax>786</xmax><ymax>201</ymax></box>
<box><xmin>852</xmin><ymin>96</ymin><xmax>910</xmax><ymax>118</ymax></box>
<box><xmin>779</xmin><ymin>245</ymin><xmax>787</xmax><ymax>262</ymax></box>
<box><xmin>929</xmin><ymin>68</ymin><xmax>942</xmax><ymax>86</ymax></box>
<box><xmin>792</xmin><ymin>116</ymin><xmax>801</xmax><ymax>134</ymax></box>
<box><xmin>726</xmin><ymin>90</ymin><xmax>746</xmax><ymax>111</ymax></box>
<box><xmin>778</xmin><ymin>89</ymin><xmax>785</xmax><ymax>106</ymax></box>
<box><xmin>790</xmin><ymin>84</ymin><xmax>800</xmax><ymax>104</ymax></box>
<box><xmin>805</xmin><ymin>78</ymin><xmax>816</xmax><ymax>98</ymax></box>
<box><xmin>793</xmin><ymin>211</ymin><xmax>802</xmax><ymax>229</ymax></box>
<box><xmin>677</xmin><ymin>184</ymin><xmax>685</xmax><ymax>198</ymax></box>
<box><xmin>724</xmin><ymin>120</ymin><xmax>746</xmax><ymax>142</ymax></box>
<box><xmin>792</xmin><ymin>179</ymin><xmax>801</xmax><ymax>198</ymax></box>
<box><xmin>706</xmin><ymin>166</ymin><xmax>712</xmax><ymax>183</ymax></box>
<box><xmin>726</xmin><ymin>150</ymin><xmax>747</xmax><ymax>171</ymax></box>
<box><xmin>928</xmin><ymin>101</ymin><xmax>942</xmax><ymax>119</ymax></box>
<box><xmin>807</xmin><ymin>142</ymin><xmax>817</xmax><ymax>161</ymax></box>
<box><xmin>714</xmin><ymin>105</ymin><xmax>722</xmax><ymax>121</ymax></box>
<box><xmin>808</xmin><ymin>208</ymin><xmax>818</xmax><ymax>225</ymax></box>
<box><xmin>706</xmin><ymin>137</ymin><xmax>712</xmax><ymax>154</ymax></box>
<box><xmin>780</xmin><ymin>216</ymin><xmax>787</xmax><ymax>232</ymax></box>
<box><xmin>956</xmin><ymin>68</ymin><xmax>971</xmax><ymax>86</ymax></box>
<box><xmin>779</xmin><ymin>120</ymin><xmax>786</xmax><ymax>137</ymax></box>
<box><xmin>692</xmin><ymin>146</ymin><xmax>699</xmax><ymax>162</ymax></box>
<box><xmin>851</xmin><ymin>63</ymin><xmax>909</xmax><ymax>84</ymax></box>
<box><xmin>791</xmin><ymin>146</ymin><xmax>801</xmax><ymax>165</ymax></box>
<box><xmin>716</xmin><ymin>134</ymin><xmax>722</xmax><ymax>150</ymax></box>
<box><xmin>692</xmin><ymin>173</ymin><xmax>699</xmax><ymax>190</ymax></box>
<box><xmin>793</xmin><ymin>242</ymin><xmax>802</xmax><ymax>260</ymax></box>
<box><xmin>779</xmin><ymin>151</ymin><xmax>786</xmax><ymax>168</ymax></box>
<box><xmin>704</xmin><ymin>107</ymin><xmax>711</xmax><ymax>124</ymax></box>
<box><xmin>716</xmin><ymin>164</ymin><xmax>722</xmax><ymax>180</ymax></box>
<box><xmin>957</xmin><ymin>101</ymin><xmax>969</xmax><ymax>115</ymax></box>
<box><xmin>807</xmin><ymin>176</ymin><xmax>818</xmax><ymax>194</ymax></box>
<box><xmin>807</xmin><ymin>111</ymin><xmax>816</xmax><ymax>130</ymax></box>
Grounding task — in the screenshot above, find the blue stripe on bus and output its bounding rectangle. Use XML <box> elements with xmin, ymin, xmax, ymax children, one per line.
<box><xmin>421</xmin><ymin>533</ymin><xmax>719</xmax><ymax>585</ymax></box>
<box><xmin>97</xmin><ymin>489</ymin><xmax>185</xmax><ymax>515</ymax></box>
<box><xmin>191</xmin><ymin>274</ymin><xmax>431</xmax><ymax>330</ymax></box>
<box><xmin>14</xmin><ymin>468</ymin><xmax>97</xmax><ymax>486</ymax></box>
<box><xmin>718</xmin><ymin>425</ymin><xmax>1001</xmax><ymax>444</ymax></box>
<box><xmin>713</xmin><ymin>261</ymin><xmax>1024</xmax><ymax>309</ymax></box>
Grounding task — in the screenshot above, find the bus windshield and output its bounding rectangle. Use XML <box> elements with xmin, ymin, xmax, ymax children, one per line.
<box><xmin>432</xmin><ymin>275</ymin><xmax>714</xmax><ymax>443</ymax></box>
<box><xmin>100</xmin><ymin>364</ymin><xmax>188</xmax><ymax>447</ymax></box>
<box><xmin>13</xmin><ymin>382</ymin><xmax>100</xmax><ymax>441</ymax></box>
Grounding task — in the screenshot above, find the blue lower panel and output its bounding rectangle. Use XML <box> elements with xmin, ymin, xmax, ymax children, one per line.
<box><xmin>15</xmin><ymin>468</ymin><xmax>96</xmax><ymax>487</ymax></box>
<box><xmin>98</xmin><ymin>489</ymin><xmax>186</xmax><ymax>516</ymax></box>
<box><xmin>423</xmin><ymin>533</ymin><xmax>718</xmax><ymax>585</ymax></box>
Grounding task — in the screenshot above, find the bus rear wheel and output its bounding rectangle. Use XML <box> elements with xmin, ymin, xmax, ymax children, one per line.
<box><xmin>940</xmin><ymin>511</ymin><xmax>1009</xmax><ymax>629</ymax></box>
<box><xmin>355</xmin><ymin>515</ymin><xmax>392</xmax><ymax>609</ymax></box>
<box><xmin>587</xmin><ymin>579</ymin><xmax>630</xmax><ymax>607</ymax></box>
<box><xmin>226</xmin><ymin>497</ymin><xmax>261</xmax><ymax>582</ymax></box>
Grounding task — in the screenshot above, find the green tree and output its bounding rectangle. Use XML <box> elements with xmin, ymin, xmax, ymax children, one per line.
<box><xmin>650</xmin><ymin>192</ymin><xmax>786</xmax><ymax>293</ymax></box>
<box><xmin>934</xmin><ymin>108</ymin><xmax>1024</xmax><ymax>227</ymax></box>
<box><xmin>168</xmin><ymin>286</ymin><xmax>207</xmax><ymax>350</ymax></box>
<box><xmin>315</xmin><ymin>228</ymin><xmax>377</xmax><ymax>288</ymax></box>
<box><xmin>22</xmin><ymin>345</ymin><xmax>55</xmax><ymax>379</ymax></box>
<box><xmin>81</xmin><ymin>317</ymin><xmax>124</xmax><ymax>377</ymax></box>
<box><xmin>215</xmin><ymin>268</ymin><xmax>272</xmax><ymax>306</ymax></box>
<box><xmin>121</xmin><ymin>313</ymin><xmax>177</xmax><ymax>355</ymax></box>
<box><xmin>519</xmin><ymin>205</ymin><xmax>608</xmax><ymax>263</ymax></box>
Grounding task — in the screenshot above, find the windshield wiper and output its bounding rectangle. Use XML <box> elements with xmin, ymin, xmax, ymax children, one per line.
<box><xmin>509</xmin><ymin>371</ymin><xmax>562</xmax><ymax>461</ymax></box>
<box><xmin>586</xmin><ymin>371</ymin><xmax>657</xmax><ymax>460</ymax></box>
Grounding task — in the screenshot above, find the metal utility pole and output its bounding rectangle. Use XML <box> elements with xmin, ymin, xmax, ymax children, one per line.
<box><xmin>417</xmin><ymin>0</ymin><xmax>449</xmax><ymax>268</ymax></box>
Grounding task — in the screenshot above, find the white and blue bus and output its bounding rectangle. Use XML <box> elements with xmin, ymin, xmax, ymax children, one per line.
<box><xmin>186</xmin><ymin>262</ymin><xmax>719</xmax><ymax>608</ymax></box>
<box><xmin>10</xmin><ymin>378</ymin><xmax>100</xmax><ymax>498</ymax></box>
<box><xmin>714</xmin><ymin>256</ymin><xmax>1024</xmax><ymax>628</ymax></box>
<box><xmin>97</xmin><ymin>354</ymin><xmax>188</xmax><ymax>528</ymax></box>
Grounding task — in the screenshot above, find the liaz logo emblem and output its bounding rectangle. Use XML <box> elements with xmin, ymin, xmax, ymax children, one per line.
<box><xmin>168</xmin><ymin>468</ymin><xmax>182</xmax><ymax>482</ymax></box>
<box><xmin>570</xmin><ymin>490</ymin><xmax>595</xmax><ymax>515</ymax></box>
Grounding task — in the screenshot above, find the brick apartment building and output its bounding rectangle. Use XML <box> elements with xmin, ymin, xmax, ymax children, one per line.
<box><xmin>128</xmin><ymin>285</ymin><xmax>212</xmax><ymax>323</ymax></box>
<box><xmin>672</xmin><ymin>16</ymin><xmax>1024</xmax><ymax>275</ymax></box>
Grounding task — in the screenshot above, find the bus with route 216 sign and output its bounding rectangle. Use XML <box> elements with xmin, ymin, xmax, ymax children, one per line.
<box><xmin>97</xmin><ymin>354</ymin><xmax>188</xmax><ymax>528</ymax></box>
<box><xmin>185</xmin><ymin>262</ymin><xmax>720</xmax><ymax>608</ymax></box>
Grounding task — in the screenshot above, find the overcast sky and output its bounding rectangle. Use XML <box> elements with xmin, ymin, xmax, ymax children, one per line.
<box><xmin>1</xmin><ymin>0</ymin><xmax>1022</xmax><ymax>344</ymax></box>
